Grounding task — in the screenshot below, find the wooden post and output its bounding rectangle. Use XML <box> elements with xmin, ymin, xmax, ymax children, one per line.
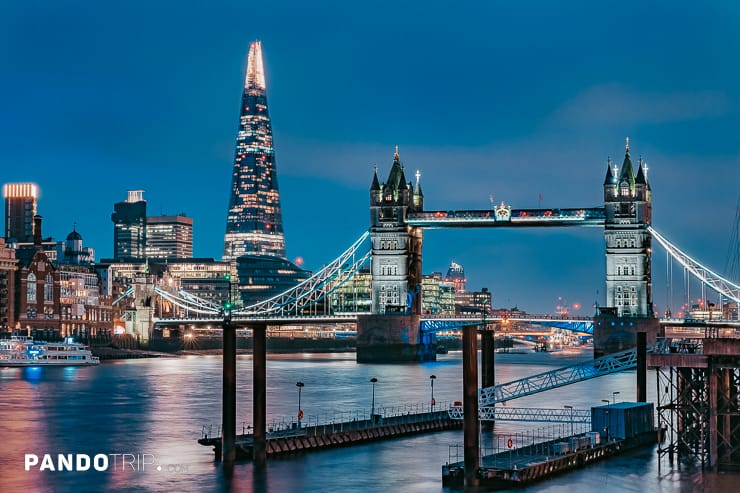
<box><xmin>222</xmin><ymin>319</ymin><xmax>236</xmax><ymax>464</ymax></box>
<box><xmin>636</xmin><ymin>331</ymin><xmax>647</xmax><ymax>402</ymax></box>
<box><xmin>253</xmin><ymin>323</ymin><xmax>267</xmax><ymax>464</ymax></box>
<box><xmin>463</xmin><ymin>324</ymin><xmax>480</xmax><ymax>488</ymax></box>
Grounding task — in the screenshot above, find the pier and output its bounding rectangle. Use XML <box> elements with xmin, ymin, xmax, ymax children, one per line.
<box><xmin>198</xmin><ymin>407</ymin><xmax>461</xmax><ymax>460</ymax></box>
<box><xmin>443</xmin><ymin>430</ymin><xmax>657</xmax><ymax>489</ymax></box>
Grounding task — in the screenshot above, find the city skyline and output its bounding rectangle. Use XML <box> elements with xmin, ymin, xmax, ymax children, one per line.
<box><xmin>2</xmin><ymin>1</ymin><xmax>738</xmax><ymax>314</ymax></box>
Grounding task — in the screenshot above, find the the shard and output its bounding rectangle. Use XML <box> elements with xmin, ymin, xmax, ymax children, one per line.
<box><xmin>223</xmin><ymin>41</ymin><xmax>286</xmax><ymax>261</ymax></box>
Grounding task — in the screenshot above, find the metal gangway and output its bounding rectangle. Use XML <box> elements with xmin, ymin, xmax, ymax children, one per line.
<box><xmin>479</xmin><ymin>348</ymin><xmax>637</xmax><ymax>407</ymax></box>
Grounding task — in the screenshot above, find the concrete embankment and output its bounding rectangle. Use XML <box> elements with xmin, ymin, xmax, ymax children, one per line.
<box><xmin>91</xmin><ymin>347</ymin><xmax>176</xmax><ymax>360</ymax></box>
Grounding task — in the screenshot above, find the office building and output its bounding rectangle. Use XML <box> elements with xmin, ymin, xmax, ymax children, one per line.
<box><xmin>4</xmin><ymin>182</ymin><xmax>38</xmax><ymax>242</ymax></box>
<box><xmin>112</xmin><ymin>190</ymin><xmax>147</xmax><ymax>260</ymax></box>
<box><xmin>146</xmin><ymin>215</ymin><xmax>193</xmax><ymax>260</ymax></box>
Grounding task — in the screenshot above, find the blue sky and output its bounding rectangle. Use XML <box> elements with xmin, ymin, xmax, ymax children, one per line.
<box><xmin>2</xmin><ymin>1</ymin><xmax>738</xmax><ymax>314</ymax></box>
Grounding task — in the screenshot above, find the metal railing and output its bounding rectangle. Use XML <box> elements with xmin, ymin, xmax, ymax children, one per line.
<box><xmin>447</xmin><ymin>422</ymin><xmax>593</xmax><ymax>465</ymax></box>
<box><xmin>200</xmin><ymin>399</ymin><xmax>454</xmax><ymax>440</ymax></box>
<box><xmin>447</xmin><ymin>406</ymin><xmax>591</xmax><ymax>423</ymax></box>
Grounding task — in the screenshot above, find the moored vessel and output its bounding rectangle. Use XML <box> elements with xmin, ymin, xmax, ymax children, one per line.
<box><xmin>0</xmin><ymin>336</ymin><xmax>100</xmax><ymax>367</ymax></box>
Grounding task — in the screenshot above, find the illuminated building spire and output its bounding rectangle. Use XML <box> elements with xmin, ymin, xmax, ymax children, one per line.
<box><xmin>245</xmin><ymin>40</ymin><xmax>266</xmax><ymax>95</ymax></box>
<box><xmin>223</xmin><ymin>41</ymin><xmax>286</xmax><ymax>261</ymax></box>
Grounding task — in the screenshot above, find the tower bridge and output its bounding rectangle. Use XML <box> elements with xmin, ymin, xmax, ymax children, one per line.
<box><xmin>119</xmin><ymin>141</ymin><xmax>739</xmax><ymax>363</ymax></box>
<box><xmin>111</xmin><ymin>140</ymin><xmax>739</xmax><ymax>474</ymax></box>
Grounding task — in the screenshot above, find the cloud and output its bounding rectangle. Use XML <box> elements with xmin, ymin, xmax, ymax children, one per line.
<box><xmin>550</xmin><ymin>84</ymin><xmax>730</xmax><ymax>126</ymax></box>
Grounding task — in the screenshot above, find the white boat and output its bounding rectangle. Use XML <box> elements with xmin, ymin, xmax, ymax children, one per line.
<box><xmin>0</xmin><ymin>336</ymin><xmax>100</xmax><ymax>367</ymax></box>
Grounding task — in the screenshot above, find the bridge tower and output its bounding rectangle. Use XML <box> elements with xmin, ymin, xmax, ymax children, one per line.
<box><xmin>357</xmin><ymin>147</ymin><xmax>433</xmax><ymax>362</ymax></box>
<box><xmin>595</xmin><ymin>138</ymin><xmax>659</xmax><ymax>356</ymax></box>
<box><xmin>369</xmin><ymin>146</ymin><xmax>423</xmax><ymax>315</ymax></box>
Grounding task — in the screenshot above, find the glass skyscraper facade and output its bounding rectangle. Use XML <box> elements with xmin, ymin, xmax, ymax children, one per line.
<box><xmin>223</xmin><ymin>41</ymin><xmax>286</xmax><ymax>261</ymax></box>
<box><xmin>111</xmin><ymin>190</ymin><xmax>147</xmax><ymax>261</ymax></box>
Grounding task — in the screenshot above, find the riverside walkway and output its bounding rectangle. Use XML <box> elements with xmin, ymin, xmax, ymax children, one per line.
<box><xmin>198</xmin><ymin>401</ymin><xmax>460</xmax><ymax>460</ymax></box>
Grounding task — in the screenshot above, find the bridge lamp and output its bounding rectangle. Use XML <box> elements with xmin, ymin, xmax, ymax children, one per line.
<box><xmin>602</xmin><ymin>399</ymin><xmax>611</xmax><ymax>441</ymax></box>
<box><xmin>296</xmin><ymin>381</ymin><xmax>305</xmax><ymax>428</ymax></box>
<box><xmin>612</xmin><ymin>391</ymin><xmax>620</xmax><ymax>405</ymax></box>
<box><xmin>430</xmin><ymin>375</ymin><xmax>437</xmax><ymax>411</ymax></box>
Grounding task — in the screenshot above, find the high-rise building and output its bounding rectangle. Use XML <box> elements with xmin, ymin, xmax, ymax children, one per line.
<box><xmin>3</xmin><ymin>183</ymin><xmax>38</xmax><ymax>242</ymax></box>
<box><xmin>223</xmin><ymin>41</ymin><xmax>286</xmax><ymax>261</ymax></box>
<box><xmin>112</xmin><ymin>190</ymin><xmax>147</xmax><ymax>260</ymax></box>
<box><xmin>445</xmin><ymin>261</ymin><xmax>466</xmax><ymax>293</ymax></box>
<box><xmin>146</xmin><ymin>215</ymin><xmax>193</xmax><ymax>259</ymax></box>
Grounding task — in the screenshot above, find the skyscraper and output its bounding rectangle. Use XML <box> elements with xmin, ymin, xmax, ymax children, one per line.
<box><xmin>146</xmin><ymin>215</ymin><xmax>193</xmax><ymax>259</ymax></box>
<box><xmin>111</xmin><ymin>190</ymin><xmax>147</xmax><ymax>260</ymax></box>
<box><xmin>3</xmin><ymin>182</ymin><xmax>38</xmax><ymax>242</ymax></box>
<box><xmin>223</xmin><ymin>41</ymin><xmax>286</xmax><ymax>261</ymax></box>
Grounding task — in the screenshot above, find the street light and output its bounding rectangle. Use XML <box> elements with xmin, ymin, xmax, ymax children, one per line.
<box><xmin>602</xmin><ymin>399</ymin><xmax>611</xmax><ymax>441</ymax></box>
<box><xmin>430</xmin><ymin>375</ymin><xmax>437</xmax><ymax>411</ymax></box>
<box><xmin>612</xmin><ymin>391</ymin><xmax>620</xmax><ymax>405</ymax></box>
<box><xmin>296</xmin><ymin>381</ymin><xmax>305</xmax><ymax>428</ymax></box>
<box><xmin>563</xmin><ymin>405</ymin><xmax>574</xmax><ymax>436</ymax></box>
<box><xmin>370</xmin><ymin>377</ymin><xmax>378</xmax><ymax>417</ymax></box>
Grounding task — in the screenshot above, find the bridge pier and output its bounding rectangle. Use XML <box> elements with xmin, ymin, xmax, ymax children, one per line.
<box><xmin>593</xmin><ymin>312</ymin><xmax>660</xmax><ymax>358</ymax></box>
<box><xmin>462</xmin><ymin>324</ymin><xmax>480</xmax><ymax>488</ymax></box>
<box><xmin>356</xmin><ymin>315</ymin><xmax>435</xmax><ymax>363</ymax></box>
<box><xmin>253</xmin><ymin>323</ymin><xmax>267</xmax><ymax>465</ymax></box>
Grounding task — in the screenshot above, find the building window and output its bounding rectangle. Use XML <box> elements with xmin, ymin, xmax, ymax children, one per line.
<box><xmin>44</xmin><ymin>274</ymin><xmax>54</xmax><ymax>302</ymax></box>
<box><xmin>27</xmin><ymin>273</ymin><xmax>36</xmax><ymax>302</ymax></box>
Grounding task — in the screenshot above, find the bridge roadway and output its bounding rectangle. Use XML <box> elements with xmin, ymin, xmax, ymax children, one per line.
<box><xmin>153</xmin><ymin>313</ymin><xmax>598</xmax><ymax>329</ymax></box>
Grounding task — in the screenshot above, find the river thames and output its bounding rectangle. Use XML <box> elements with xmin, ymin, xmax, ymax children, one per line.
<box><xmin>0</xmin><ymin>348</ymin><xmax>735</xmax><ymax>492</ymax></box>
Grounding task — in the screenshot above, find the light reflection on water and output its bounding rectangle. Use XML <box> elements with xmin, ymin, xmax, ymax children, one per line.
<box><xmin>0</xmin><ymin>349</ymin><xmax>736</xmax><ymax>492</ymax></box>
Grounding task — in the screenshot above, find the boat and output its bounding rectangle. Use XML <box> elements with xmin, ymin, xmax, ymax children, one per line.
<box><xmin>0</xmin><ymin>336</ymin><xmax>100</xmax><ymax>367</ymax></box>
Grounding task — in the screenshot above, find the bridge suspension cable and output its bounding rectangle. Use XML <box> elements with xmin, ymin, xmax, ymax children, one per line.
<box><xmin>153</xmin><ymin>286</ymin><xmax>222</xmax><ymax>316</ymax></box>
<box><xmin>232</xmin><ymin>231</ymin><xmax>371</xmax><ymax>317</ymax></box>
<box><xmin>648</xmin><ymin>226</ymin><xmax>740</xmax><ymax>304</ymax></box>
<box><xmin>112</xmin><ymin>287</ymin><xmax>134</xmax><ymax>306</ymax></box>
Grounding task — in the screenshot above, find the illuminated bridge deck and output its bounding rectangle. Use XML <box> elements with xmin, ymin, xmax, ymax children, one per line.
<box><xmin>406</xmin><ymin>207</ymin><xmax>606</xmax><ymax>228</ymax></box>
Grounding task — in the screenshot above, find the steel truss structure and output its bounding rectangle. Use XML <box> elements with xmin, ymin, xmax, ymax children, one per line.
<box><xmin>656</xmin><ymin>366</ymin><xmax>709</xmax><ymax>468</ymax></box>
<box><xmin>447</xmin><ymin>406</ymin><xmax>591</xmax><ymax>423</ymax></box>
<box><xmin>479</xmin><ymin>348</ymin><xmax>637</xmax><ymax>406</ymax></box>
<box><xmin>656</xmin><ymin>360</ymin><xmax>740</xmax><ymax>471</ymax></box>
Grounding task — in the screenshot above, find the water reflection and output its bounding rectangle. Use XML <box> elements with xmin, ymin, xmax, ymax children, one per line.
<box><xmin>0</xmin><ymin>349</ymin><xmax>737</xmax><ymax>492</ymax></box>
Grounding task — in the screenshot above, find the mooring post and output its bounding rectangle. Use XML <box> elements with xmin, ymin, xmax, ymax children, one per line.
<box><xmin>253</xmin><ymin>323</ymin><xmax>267</xmax><ymax>464</ymax></box>
<box><xmin>463</xmin><ymin>323</ymin><xmax>480</xmax><ymax>488</ymax></box>
<box><xmin>637</xmin><ymin>331</ymin><xmax>647</xmax><ymax>402</ymax></box>
<box><xmin>481</xmin><ymin>328</ymin><xmax>495</xmax><ymax>431</ymax></box>
<box><xmin>222</xmin><ymin>317</ymin><xmax>236</xmax><ymax>465</ymax></box>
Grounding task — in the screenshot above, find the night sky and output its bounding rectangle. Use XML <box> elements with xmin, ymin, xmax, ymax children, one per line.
<box><xmin>2</xmin><ymin>1</ymin><xmax>738</xmax><ymax>314</ymax></box>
